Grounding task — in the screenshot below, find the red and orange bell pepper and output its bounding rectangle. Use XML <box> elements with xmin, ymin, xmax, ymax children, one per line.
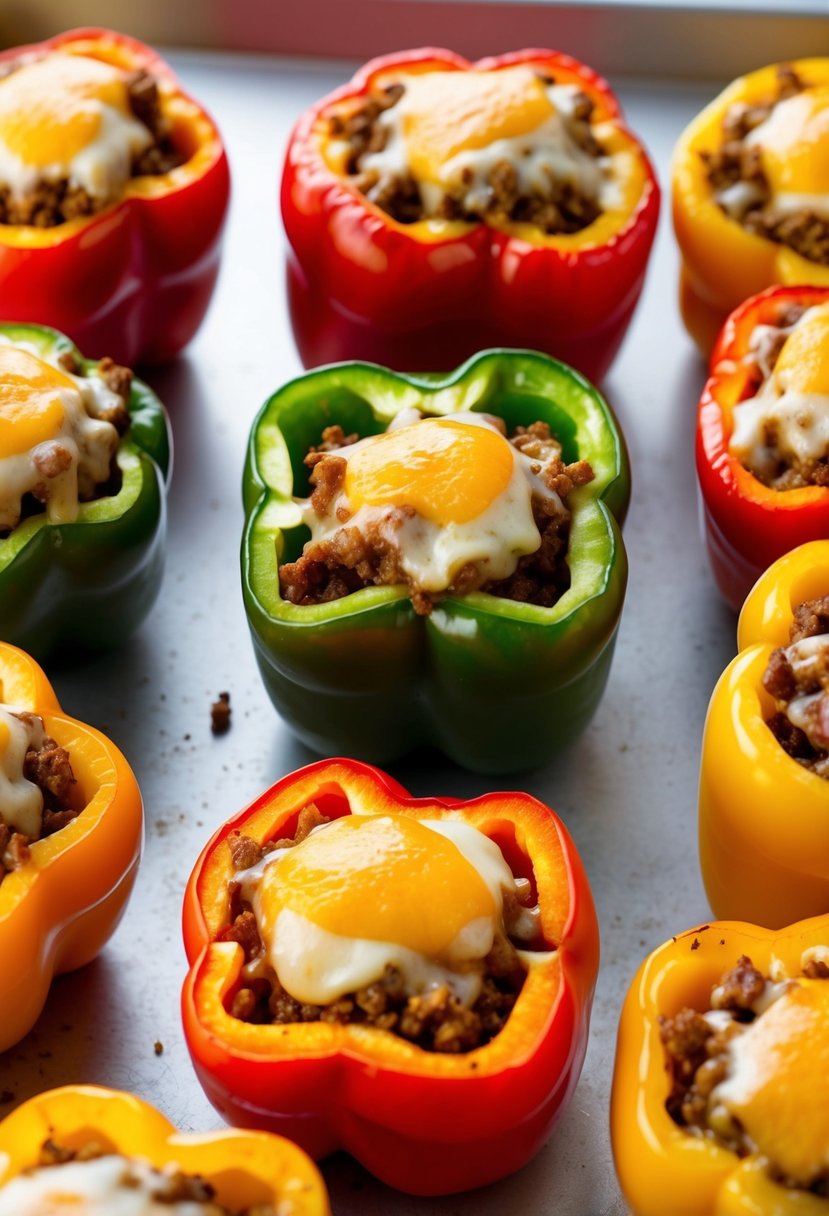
<box><xmin>0</xmin><ymin>643</ymin><xmax>143</xmax><ymax>1052</ymax></box>
<box><xmin>0</xmin><ymin>28</ymin><xmax>230</xmax><ymax>365</ymax></box>
<box><xmin>0</xmin><ymin>1085</ymin><xmax>330</xmax><ymax>1214</ymax></box>
<box><xmin>611</xmin><ymin>914</ymin><xmax>829</xmax><ymax>1216</ymax></box>
<box><xmin>673</xmin><ymin>58</ymin><xmax>829</xmax><ymax>356</ymax></box>
<box><xmin>282</xmin><ymin>47</ymin><xmax>659</xmax><ymax>382</ymax></box>
<box><xmin>182</xmin><ymin>758</ymin><xmax>599</xmax><ymax>1196</ymax></box>
<box><xmin>696</xmin><ymin>285</ymin><xmax>829</xmax><ymax>611</ymax></box>
<box><xmin>699</xmin><ymin>541</ymin><xmax>829</xmax><ymax>929</ymax></box>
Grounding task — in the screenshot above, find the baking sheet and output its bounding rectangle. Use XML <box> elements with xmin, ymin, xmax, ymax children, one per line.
<box><xmin>0</xmin><ymin>51</ymin><xmax>744</xmax><ymax>1215</ymax></box>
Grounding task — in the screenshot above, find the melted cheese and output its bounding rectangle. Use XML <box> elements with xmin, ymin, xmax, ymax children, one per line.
<box><xmin>239</xmin><ymin>814</ymin><xmax>517</xmax><ymax>1007</ymax></box>
<box><xmin>729</xmin><ymin>304</ymin><xmax>829</xmax><ymax>482</ymax></box>
<box><xmin>746</xmin><ymin>85</ymin><xmax>829</xmax><ymax>219</ymax></box>
<box><xmin>0</xmin><ymin>53</ymin><xmax>152</xmax><ymax>205</ymax></box>
<box><xmin>0</xmin><ymin>342</ymin><xmax>122</xmax><ymax>532</ymax></box>
<box><xmin>300</xmin><ymin>411</ymin><xmax>566</xmax><ymax>593</ymax></box>
<box><xmin>711</xmin><ymin>980</ymin><xmax>829</xmax><ymax>1187</ymax></box>
<box><xmin>0</xmin><ymin>1155</ymin><xmax>227</xmax><ymax>1215</ymax></box>
<box><xmin>0</xmin><ymin>707</ymin><xmax>46</xmax><ymax>838</ymax></box>
<box><xmin>358</xmin><ymin>71</ymin><xmax>612</xmax><ymax>218</ymax></box>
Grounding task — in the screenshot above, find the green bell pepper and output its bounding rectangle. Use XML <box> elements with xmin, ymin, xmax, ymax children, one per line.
<box><xmin>242</xmin><ymin>349</ymin><xmax>629</xmax><ymax>773</ymax></box>
<box><xmin>0</xmin><ymin>323</ymin><xmax>170</xmax><ymax>660</ymax></box>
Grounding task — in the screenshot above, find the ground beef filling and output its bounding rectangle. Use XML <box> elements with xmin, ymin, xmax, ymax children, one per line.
<box><xmin>0</xmin><ymin>716</ymin><xmax>77</xmax><ymax>885</ymax></box>
<box><xmin>219</xmin><ymin>806</ymin><xmax>529</xmax><ymax>1054</ymax></box>
<box><xmin>702</xmin><ymin>65</ymin><xmax>829</xmax><ymax>266</ymax></box>
<box><xmin>330</xmin><ymin>75</ymin><xmax>603</xmax><ymax>233</ymax></box>
<box><xmin>1</xmin><ymin>352</ymin><xmax>133</xmax><ymax>538</ymax></box>
<box><xmin>16</xmin><ymin>1140</ymin><xmax>277</xmax><ymax>1215</ymax></box>
<box><xmin>763</xmin><ymin>596</ymin><xmax>829</xmax><ymax>776</ymax></box>
<box><xmin>730</xmin><ymin>302</ymin><xmax>829</xmax><ymax>490</ymax></box>
<box><xmin>0</xmin><ymin>68</ymin><xmax>184</xmax><ymax>227</ymax></box>
<box><xmin>660</xmin><ymin>954</ymin><xmax>829</xmax><ymax>1196</ymax></box>
<box><xmin>279</xmin><ymin>421</ymin><xmax>593</xmax><ymax>616</ymax></box>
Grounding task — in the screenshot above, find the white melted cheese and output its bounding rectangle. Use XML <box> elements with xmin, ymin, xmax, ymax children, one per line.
<box><xmin>240</xmin><ymin>817</ymin><xmax>518</xmax><ymax>1008</ymax></box>
<box><xmin>300</xmin><ymin>411</ymin><xmax>566</xmax><ymax>594</ymax></box>
<box><xmin>361</xmin><ymin>78</ymin><xmax>615</xmax><ymax>218</ymax></box>
<box><xmin>0</xmin><ymin>340</ymin><xmax>122</xmax><ymax>532</ymax></box>
<box><xmin>729</xmin><ymin>307</ymin><xmax>829</xmax><ymax>482</ymax></box>
<box><xmin>0</xmin><ymin>706</ymin><xmax>46</xmax><ymax>839</ymax></box>
<box><xmin>778</xmin><ymin>632</ymin><xmax>829</xmax><ymax>756</ymax></box>
<box><xmin>0</xmin><ymin>1155</ymin><xmax>227</xmax><ymax>1216</ymax></box>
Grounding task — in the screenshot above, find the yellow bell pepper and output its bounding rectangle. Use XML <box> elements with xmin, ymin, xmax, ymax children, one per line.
<box><xmin>611</xmin><ymin>914</ymin><xmax>829</xmax><ymax>1216</ymax></box>
<box><xmin>672</xmin><ymin>58</ymin><xmax>829</xmax><ymax>355</ymax></box>
<box><xmin>0</xmin><ymin>1085</ymin><xmax>330</xmax><ymax>1213</ymax></box>
<box><xmin>699</xmin><ymin>541</ymin><xmax>829</xmax><ymax>929</ymax></box>
<box><xmin>0</xmin><ymin>643</ymin><xmax>143</xmax><ymax>1051</ymax></box>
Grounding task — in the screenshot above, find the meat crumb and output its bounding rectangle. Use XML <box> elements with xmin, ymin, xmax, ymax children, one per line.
<box><xmin>211</xmin><ymin>692</ymin><xmax>231</xmax><ymax>735</ymax></box>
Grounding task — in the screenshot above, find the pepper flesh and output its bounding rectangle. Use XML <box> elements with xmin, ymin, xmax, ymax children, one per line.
<box><xmin>0</xmin><ymin>1085</ymin><xmax>330</xmax><ymax>1214</ymax></box>
<box><xmin>696</xmin><ymin>285</ymin><xmax>829</xmax><ymax>612</ymax></box>
<box><xmin>283</xmin><ymin>47</ymin><xmax>659</xmax><ymax>382</ymax></box>
<box><xmin>0</xmin><ymin>322</ymin><xmax>170</xmax><ymax>660</ymax></box>
<box><xmin>0</xmin><ymin>28</ymin><xmax>229</xmax><ymax>365</ymax></box>
<box><xmin>673</xmin><ymin>58</ymin><xmax>829</xmax><ymax>356</ymax></box>
<box><xmin>612</xmin><ymin>915</ymin><xmax>829</xmax><ymax>1216</ymax></box>
<box><xmin>242</xmin><ymin>348</ymin><xmax>629</xmax><ymax>774</ymax></box>
<box><xmin>699</xmin><ymin>541</ymin><xmax>829</xmax><ymax>929</ymax></box>
<box><xmin>182</xmin><ymin>758</ymin><xmax>599</xmax><ymax>1196</ymax></box>
<box><xmin>0</xmin><ymin>643</ymin><xmax>143</xmax><ymax>1052</ymax></box>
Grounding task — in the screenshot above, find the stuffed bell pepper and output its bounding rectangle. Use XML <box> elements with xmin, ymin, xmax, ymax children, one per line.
<box><xmin>0</xmin><ymin>1085</ymin><xmax>330</xmax><ymax>1214</ymax></box>
<box><xmin>0</xmin><ymin>27</ymin><xmax>229</xmax><ymax>364</ymax></box>
<box><xmin>0</xmin><ymin>322</ymin><xmax>170</xmax><ymax>660</ymax></box>
<box><xmin>242</xmin><ymin>348</ymin><xmax>629</xmax><ymax>773</ymax></box>
<box><xmin>182</xmin><ymin>758</ymin><xmax>599</xmax><ymax>1195</ymax></box>
<box><xmin>612</xmin><ymin>916</ymin><xmax>829</xmax><ymax>1216</ymax></box>
<box><xmin>700</xmin><ymin>541</ymin><xmax>829</xmax><ymax>929</ymax></box>
<box><xmin>0</xmin><ymin>642</ymin><xmax>142</xmax><ymax>1052</ymax></box>
<box><xmin>697</xmin><ymin>285</ymin><xmax>829</xmax><ymax>611</ymax></box>
<box><xmin>674</xmin><ymin>57</ymin><xmax>829</xmax><ymax>355</ymax></box>
<box><xmin>283</xmin><ymin>47</ymin><xmax>659</xmax><ymax>382</ymax></box>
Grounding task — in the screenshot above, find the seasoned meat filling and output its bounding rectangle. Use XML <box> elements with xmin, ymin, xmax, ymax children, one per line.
<box><xmin>279</xmin><ymin>416</ymin><xmax>594</xmax><ymax>615</ymax></box>
<box><xmin>0</xmin><ymin>708</ymin><xmax>77</xmax><ymax>886</ymax></box>
<box><xmin>728</xmin><ymin>301</ymin><xmax>829</xmax><ymax>489</ymax></box>
<box><xmin>703</xmin><ymin>65</ymin><xmax>829</xmax><ymax>266</ymax></box>
<box><xmin>328</xmin><ymin>68</ymin><xmax>607</xmax><ymax>233</ymax></box>
<box><xmin>219</xmin><ymin>805</ymin><xmax>539</xmax><ymax>1054</ymax></box>
<box><xmin>661</xmin><ymin>952</ymin><xmax>829</xmax><ymax>1196</ymax></box>
<box><xmin>0</xmin><ymin>345</ymin><xmax>133</xmax><ymax>535</ymax></box>
<box><xmin>0</xmin><ymin>57</ymin><xmax>184</xmax><ymax>228</ymax></box>
<box><xmin>763</xmin><ymin>597</ymin><xmax>829</xmax><ymax>776</ymax></box>
<box><xmin>0</xmin><ymin>1140</ymin><xmax>277</xmax><ymax>1215</ymax></box>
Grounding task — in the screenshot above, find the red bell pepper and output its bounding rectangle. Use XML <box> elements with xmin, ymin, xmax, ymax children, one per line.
<box><xmin>182</xmin><ymin>758</ymin><xmax>599</xmax><ymax>1196</ymax></box>
<box><xmin>282</xmin><ymin>47</ymin><xmax>660</xmax><ymax>382</ymax></box>
<box><xmin>0</xmin><ymin>28</ymin><xmax>230</xmax><ymax>365</ymax></box>
<box><xmin>697</xmin><ymin>284</ymin><xmax>829</xmax><ymax>612</ymax></box>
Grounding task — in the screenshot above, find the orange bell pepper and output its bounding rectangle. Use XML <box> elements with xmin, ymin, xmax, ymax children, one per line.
<box><xmin>611</xmin><ymin>914</ymin><xmax>829</xmax><ymax>1216</ymax></box>
<box><xmin>0</xmin><ymin>1085</ymin><xmax>330</xmax><ymax>1214</ymax></box>
<box><xmin>699</xmin><ymin>541</ymin><xmax>829</xmax><ymax>929</ymax></box>
<box><xmin>182</xmin><ymin>758</ymin><xmax>599</xmax><ymax>1195</ymax></box>
<box><xmin>0</xmin><ymin>643</ymin><xmax>142</xmax><ymax>1051</ymax></box>
<box><xmin>673</xmin><ymin>58</ymin><xmax>829</xmax><ymax>355</ymax></box>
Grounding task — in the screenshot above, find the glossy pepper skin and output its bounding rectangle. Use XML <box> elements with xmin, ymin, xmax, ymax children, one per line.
<box><xmin>182</xmin><ymin>758</ymin><xmax>600</xmax><ymax>1196</ymax></box>
<box><xmin>673</xmin><ymin>58</ymin><xmax>829</xmax><ymax>356</ymax></box>
<box><xmin>0</xmin><ymin>323</ymin><xmax>170</xmax><ymax>661</ymax></box>
<box><xmin>0</xmin><ymin>28</ymin><xmax>230</xmax><ymax>365</ymax></box>
<box><xmin>697</xmin><ymin>286</ymin><xmax>829</xmax><ymax>612</ymax></box>
<box><xmin>0</xmin><ymin>643</ymin><xmax>142</xmax><ymax>1052</ymax></box>
<box><xmin>242</xmin><ymin>348</ymin><xmax>629</xmax><ymax>774</ymax></box>
<box><xmin>611</xmin><ymin>915</ymin><xmax>829</xmax><ymax>1216</ymax></box>
<box><xmin>0</xmin><ymin>1085</ymin><xmax>330</xmax><ymax>1214</ymax></box>
<box><xmin>699</xmin><ymin>541</ymin><xmax>829</xmax><ymax>929</ymax></box>
<box><xmin>283</xmin><ymin>47</ymin><xmax>659</xmax><ymax>383</ymax></box>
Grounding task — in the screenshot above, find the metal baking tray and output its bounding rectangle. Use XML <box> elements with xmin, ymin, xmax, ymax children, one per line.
<box><xmin>0</xmin><ymin>35</ymin><xmax>797</xmax><ymax>1216</ymax></box>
